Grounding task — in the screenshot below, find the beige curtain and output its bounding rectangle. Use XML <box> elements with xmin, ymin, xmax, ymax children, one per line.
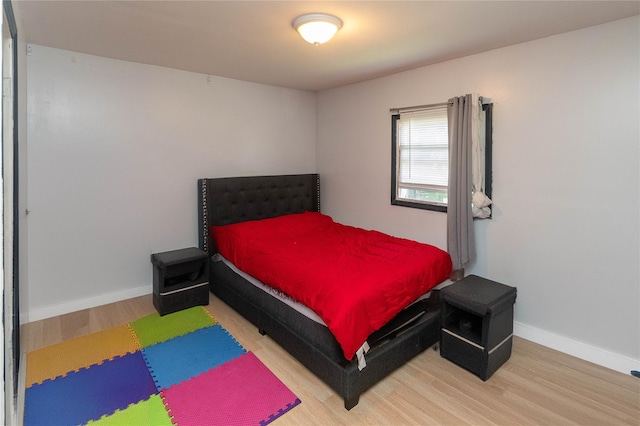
<box><xmin>447</xmin><ymin>94</ymin><xmax>476</xmax><ymax>271</ymax></box>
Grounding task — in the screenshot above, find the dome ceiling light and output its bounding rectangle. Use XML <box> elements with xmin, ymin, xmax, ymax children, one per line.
<box><xmin>292</xmin><ymin>13</ymin><xmax>343</xmax><ymax>46</ymax></box>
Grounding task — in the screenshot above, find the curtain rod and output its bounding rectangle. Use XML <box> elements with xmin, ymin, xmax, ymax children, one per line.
<box><xmin>389</xmin><ymin>102</ymin><xmax>451</xmax><ymax>114</ymax></box>
<box><xmin>390</xmin><ymin>96</ymin><xmax>490</xmax><ymax>114</ymax></box>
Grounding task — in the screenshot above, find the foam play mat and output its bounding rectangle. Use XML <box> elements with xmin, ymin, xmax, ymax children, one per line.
<box><xmin>25</xmin><ymin>306</ymin><xmax>301</xmax><ymax>425</ymax></box>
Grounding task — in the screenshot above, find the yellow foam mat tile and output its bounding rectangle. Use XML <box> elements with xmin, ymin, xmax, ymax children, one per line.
<box><xmin>26</xmin><ymin>324</ymin><xmax>140</xmax><ymax>387</ymax></box>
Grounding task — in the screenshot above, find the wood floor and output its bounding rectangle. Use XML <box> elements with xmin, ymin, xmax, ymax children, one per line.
<box><xmin>24</xmin><ymin>293</ymin><xmax>639</xmax><ymax>425</ymax></box>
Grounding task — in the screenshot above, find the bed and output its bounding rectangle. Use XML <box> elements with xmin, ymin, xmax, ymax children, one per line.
<box><xmin>197</xmin><ymin>173</ymin><xmax>451</xmax><ymax>409</ymax></box>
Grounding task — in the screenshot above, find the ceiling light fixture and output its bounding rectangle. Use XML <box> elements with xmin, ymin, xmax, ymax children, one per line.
<box><xmin>292</xmin><ymin>13</ymin><xmax>342</xmax><ymax>46</ymax></box>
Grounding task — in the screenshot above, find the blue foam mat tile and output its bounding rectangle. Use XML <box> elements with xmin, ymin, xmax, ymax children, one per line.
<box><xmin>24</xmin><ymin>351</ymin><xmax>157</xmax><ymax>426</ymax></box>
<box><xmin>142</xmin><ymin>324</ymin><xmax>246</xmax><ymax>390</ymax></box>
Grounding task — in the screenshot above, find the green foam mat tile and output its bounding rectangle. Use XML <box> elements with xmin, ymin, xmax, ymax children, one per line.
<box><xmin>87</xmin><ymin>394</ymin><xmax>173</xmax><ymax>426</ymax></box>
<box><xmin>130</xmin><ymin>306</ymin><xmax>216</xmax><ymax>348</ymax></box>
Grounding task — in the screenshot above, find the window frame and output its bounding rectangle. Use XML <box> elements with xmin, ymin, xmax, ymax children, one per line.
<box><xmin>390</xmin><ymin>103</ymin><xmax>493</xmax><ymax>214</ymax></box>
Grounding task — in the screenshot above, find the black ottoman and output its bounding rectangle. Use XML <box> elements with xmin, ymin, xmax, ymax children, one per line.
<box><xmin>440</xmin><ymin>275</ymin><xmax>517</xmax><ymax>380</ymax></box>
<box><xmin>151</xmin><ymin>247</ymin><xmax>209</xmax><ymax>315</ymax></box>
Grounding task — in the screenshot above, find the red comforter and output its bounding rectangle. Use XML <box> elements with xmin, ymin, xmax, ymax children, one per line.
<box><xmin>212</xmin><ymin>212</ymin><xmax>452</xmax><ymax>360</ymax></box>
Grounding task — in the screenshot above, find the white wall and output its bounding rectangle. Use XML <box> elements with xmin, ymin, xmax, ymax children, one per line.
<box><xmin>25</xmin><ymin>45</ymin><xmax>316</xmax><ymax>320</ymax></box>
<box><xmin>317</xmin><ymin>17</ymin><xmax>639</xmax><ymax>373</ymax></box>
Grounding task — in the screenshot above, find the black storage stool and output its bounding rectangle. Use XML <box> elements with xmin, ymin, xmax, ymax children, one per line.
<box><xmin>151</xmin><ymin>247</ymin><xmax>209</xmax><ymax>315</ymax></box>
<box><xmin>440</xmin><ymin>275</ymin><xmax>517</xmax><ymax>380</ymax></box>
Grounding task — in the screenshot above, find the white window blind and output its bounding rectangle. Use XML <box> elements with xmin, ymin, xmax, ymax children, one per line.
<box><xmin>395</xmin><ymin>106</ymin><xmax>449</xmax><ymax>206</ymax></box>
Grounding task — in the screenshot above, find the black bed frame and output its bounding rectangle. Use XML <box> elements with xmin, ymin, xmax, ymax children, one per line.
<box><xmin>198</xmin><ymin>174</ymin><xmax>441</xmax><ymax>410</ymax></box>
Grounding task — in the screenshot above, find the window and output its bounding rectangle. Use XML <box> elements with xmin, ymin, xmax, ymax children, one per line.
<box><xmin>391</xmin><ymin>105</ymin><xmax>449</xmax><ymax>212</ymax></box>
<box><xmin>391</xmin><ymin>102</ymin><xmax>493</xmax><ymax>213</ymax></box>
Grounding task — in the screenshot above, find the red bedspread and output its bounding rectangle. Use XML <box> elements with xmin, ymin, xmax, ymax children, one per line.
<box><xmin>212</xmin><ymin>212</ymin><xmax>452</xmax><ymax>360</ymax></box>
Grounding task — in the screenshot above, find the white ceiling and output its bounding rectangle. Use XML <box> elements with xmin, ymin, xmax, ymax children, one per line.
<box><xmin>14</xmin><ymin>1</ymin><xmax>640</xmax><ymax>91</ymax></box>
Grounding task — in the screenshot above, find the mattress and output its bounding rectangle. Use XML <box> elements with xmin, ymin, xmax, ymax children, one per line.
<box><xmin>214</xmin><ymin>253</ymin><xmax>326</xmax><ymax>325</ymax></box>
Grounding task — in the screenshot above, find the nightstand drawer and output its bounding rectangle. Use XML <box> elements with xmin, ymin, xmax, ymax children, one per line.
<box><xmin>441</xmin><ymin>329</ymin><xmax>513</xmax><ymax>380</ymax></box>
<box><xmin>154</xmin><ymin>282</ymin><xmax>209</xmax><ymax>316</ymax></box>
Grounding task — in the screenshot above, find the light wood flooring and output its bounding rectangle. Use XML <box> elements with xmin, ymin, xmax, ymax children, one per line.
<box><xmin>24</xmin><ymin>294</ymin><xmax>640</xmax><ymax>425</ymax></box>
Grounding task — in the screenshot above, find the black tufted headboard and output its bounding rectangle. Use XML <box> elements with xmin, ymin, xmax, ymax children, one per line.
<box><xmin>198</xmin><ymin>174</ymin><xmax>320</xmax><ymax>256</ymax></box>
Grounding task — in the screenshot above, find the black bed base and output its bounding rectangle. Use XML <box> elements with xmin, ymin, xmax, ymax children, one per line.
<box><xmin>198</xmin><ymin>174</ymin><xmax>443</xmax><ymax>409</ymax></box>
<box><xmin>211</xmin><ymin>259</ymin><xmax>441</xmax><ymax>410</ymax></box>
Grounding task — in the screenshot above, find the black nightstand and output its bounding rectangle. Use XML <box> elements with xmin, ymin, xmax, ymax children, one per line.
<box><xmin>440</xmin><ymin>275</ymin><xmax>517</xmax><ymax>380</ymax></box>
<box><xmin>151</xmin><ymin>247</ymin><xmax>209</xmax><ymax>316</ymax></box>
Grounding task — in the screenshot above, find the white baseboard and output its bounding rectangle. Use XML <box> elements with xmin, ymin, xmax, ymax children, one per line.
<box><xmin>22</xmin><ymin>289</ymin><xmax>638</xmax><ymax>376</ymax></box>
<box><xmin>514</xmin><ymin>321</ymin><xmax>638</xmax><ymax>376</ymax></box>
<box><xmin>23</xmin><ymin>285</ymin><xmax>152</xmax><ymax>324</ymax></box>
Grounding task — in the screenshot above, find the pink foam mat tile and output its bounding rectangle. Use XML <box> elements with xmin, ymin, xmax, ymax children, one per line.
<box><xmin>161</xmin><ymin>351</ymin><xmax>300</xmax><ymax>426</ymax></box>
